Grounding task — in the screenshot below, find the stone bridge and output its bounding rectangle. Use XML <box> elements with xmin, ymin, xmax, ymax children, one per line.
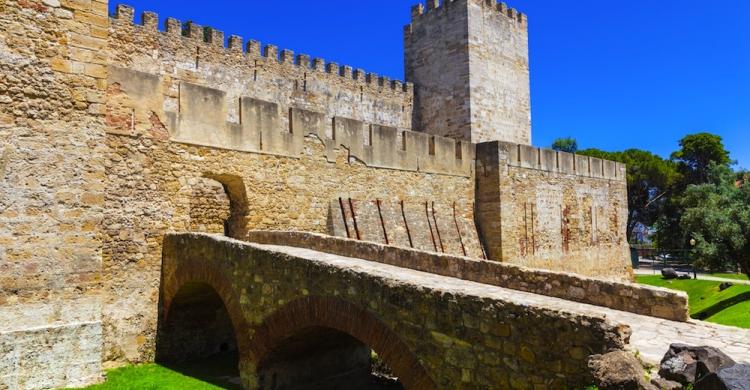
<box><xmin>160</xmin><ymin>233</ymin><xmax>632</xmax><ymax>389</ymax></box>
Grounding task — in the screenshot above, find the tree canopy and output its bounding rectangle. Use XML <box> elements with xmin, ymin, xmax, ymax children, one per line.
<box><xmin>551</xmin><ymin>137</ymin><xmax>578</xmax><ymax>153</ymax></box>
<box><xmin>681</xmin><ymin>165</ymin><xmax>750</xmax><ymax>278</ymax></box>
<box><xmin>671</xmin><ymin>133</ymin><xmax>732</xmax><ymax>185</ymax></box>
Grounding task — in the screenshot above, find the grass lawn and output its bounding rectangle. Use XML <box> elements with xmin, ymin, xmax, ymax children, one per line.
<box><xmin>75</xmin><ymin>359</ymin><xmax>242</xmax><ymax>390</ymax></box>
<box><xmin>707</xmin><ymin>300</ymin><xmax>750</xmax><ymax>329</ymax></box>
<box><xmin>637</xmin><ymin>275</ymin><xmax>750</xmax><ymax>329</ymax></box>
<box><xmin>710</xmin><ymin>273</ymin><xmax>749</xmax><ymax>281</ymax></box>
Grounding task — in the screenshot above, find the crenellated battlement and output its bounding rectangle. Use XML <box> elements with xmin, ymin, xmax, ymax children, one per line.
<box><xmin>405</xmin><ymin>0</ymin><xmax>526</xmax><ymax>31</ymax></box>
<box><xmin>480</xmin><ymin>141</ymin><xmax>626</xmax><ymax>181</ymax></box>
<box><xmin>111</xmin><ymin>4</ymin><xmax>413</xmax><ymax>94</ymax></box>
<box><xmin>108</xmin><ymin>67</ymin><xmax>472</xmax><ymax>177</ymax></box>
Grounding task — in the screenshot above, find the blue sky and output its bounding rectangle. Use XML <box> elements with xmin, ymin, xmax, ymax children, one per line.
<box><xmin>109</xmin><ymin>1</ymin><xmax>750</xmax><ymax>169</ymax></box>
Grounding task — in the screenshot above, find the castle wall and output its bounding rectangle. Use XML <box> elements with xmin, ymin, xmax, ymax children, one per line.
<box><xmin>405</xmin><ymin>0</ymin><xmax>531</xmax><ymax>144</ymax></box>
<box><xmin>101</xmin><ymin>6</ymin><xmax>477</xmax><ymax>364</ymax></box>
<box><xmin>0</xmin><ymin>1</ymin><xmax>635</xmax><ymax>386</ymax></box>
<box><xmin>0</xmin><ymin>0</ymin><xmax>108</xmax><ymax>388</ymax></box>
<box><xmin>109</xmin><ymin>6</ymin><xmax>414</xmax><ymax>139</ymax></box>
<box><xmin>329</xmin><ymin>199</ymin><xmax>485</xmax><ymax>258</ymax></box>
<box><xmin>477</xmin><ymin>142</ymin><xmax>632</xmax><ymax>281</ymax></box>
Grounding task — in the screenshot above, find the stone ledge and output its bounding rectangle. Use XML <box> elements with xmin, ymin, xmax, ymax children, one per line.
<box><xmin>246</xmin><ymin>230</ymin><xmax>690</xmax><ymax>322</ymax></box>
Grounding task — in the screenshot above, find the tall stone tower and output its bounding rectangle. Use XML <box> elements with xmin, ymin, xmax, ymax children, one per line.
<box><xmin>404</xmin><ymin>0</ymin><xmax>531</xmax><ymax>145</ymax></box>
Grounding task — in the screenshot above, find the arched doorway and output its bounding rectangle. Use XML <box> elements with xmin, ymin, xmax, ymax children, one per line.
<box><xmin>177</xmin><ymin>173</ymin><xmax>249</xmax><ymax>239</ymax></box>
<box><xmin>250</xmin><ymin>297</ymin><xmax>436</xmax><ymax>390</ymax></box>
<box><xmin>185</xmin><ymin>178</ymin><xmax>232</xmax><ymax>235</ymax></box>
<box><xmin>203</xmin><ymin>173</ymin><xmax>249</xmax><ymax>240</ymax></box>
<box><xmin>156</xmin><ymin>282</ymin><xmax>242</xmax><ymax>389</ymax></box>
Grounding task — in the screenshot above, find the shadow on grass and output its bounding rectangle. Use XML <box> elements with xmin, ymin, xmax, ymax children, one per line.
<box><xmin>160</xmin><ymin>353</ymin><xmax>243</xmax><ymax>390</ymax></box>
<box><xmin>693</xmin><ymin>291</ymin><xmax>750</xmax><ymax>320</ymax></box>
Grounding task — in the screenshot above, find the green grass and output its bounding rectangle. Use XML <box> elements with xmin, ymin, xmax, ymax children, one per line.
<box><xmin>707</xmin><ymin>300</ymin><xmax>750</xmax><ymax>328</ymax></box>
<box><xmin>75</xmin><ymin>359</ymin><xmax>242</xmax><ymax>390</ymax></box>
<box><xmin>710</xmin><ymin>273</ymin><xmax>749</xmax><ymax>281</ymax></box>
<box><xmin>637</xmin><ymin>275</ymin><xmax>750</xmax><ymax>329</ymax></box>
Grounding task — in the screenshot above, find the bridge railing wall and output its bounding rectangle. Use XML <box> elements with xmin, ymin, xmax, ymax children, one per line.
<box><xmin>247</xmin><ymin>231</ymin><xmax>689</xmax><ymax>322</ymax></box>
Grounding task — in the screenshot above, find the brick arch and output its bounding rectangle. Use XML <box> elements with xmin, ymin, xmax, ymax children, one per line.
<box><xmin>160</xmin><ymin>261</ymin><xmax>251</xmax><ymax>361</ymax></box>
<box><xmin>249</xmin><ymin>296</ymin><xmax>437</xmax><ymax>390</ymax></box>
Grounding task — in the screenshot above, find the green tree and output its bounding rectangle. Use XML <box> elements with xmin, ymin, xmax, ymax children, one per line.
<box><xmin>656</xmin><ymin>132</ymin><xmax>733</xmax><ymax>249</ymax></box>
<box><xmin>551</xmin><ymin>137</ymin><xmax>578</xmax><ymax>153</ymax></box>
<box><xmin>681</xmin><ymin>164</ymin><xmax>750</xmax><ymax>278</ymax></box>
<box><xmin>671</xmin><ymin>132</ymin><xmax>731</xmax><ymax>185</ymax></box>
<box><xmin>578</xmin><ymin>148</ymin><xmax>678</xmax><ymax>241</ymax></box>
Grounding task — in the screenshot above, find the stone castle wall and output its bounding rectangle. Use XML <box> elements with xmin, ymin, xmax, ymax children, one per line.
<box><xmin>476</xmin><ymin>142</ymin><xmax>632</xmax><ymax>280</ymax></box>
<box><xmin>101</xmin><ymin>4</ymin><xmax>479</xmax><ymax>365</ymax></box>
<box><xmin>329</xmin><ymin>199</ymin><xmax>486</xmax><ymax>259</ymax></box>
<box><xmin>0</xmin><ymin>0</ymin><xmax>108</xmax><ymax>388</ymax></box>
<box><xmin>0</xmin><ymin>1</ymin><xmax>637</xmax><ymax>388</ymax></box>
<box><xmin>405</xmin><ymin>0</ymin><xmax>531</xmax><ymax>144</ymax></box>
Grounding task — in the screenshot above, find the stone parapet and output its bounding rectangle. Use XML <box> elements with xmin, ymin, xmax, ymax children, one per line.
<box><xmin>108</xmin><ymin>67</ymin><xmax>474</xmax><ymax>176</ymax></box>
<box><xmin>406</xmin><ymin>0</ymin><xmax>527</xmax><ymax>27</ymax></box>
<box><xmin>246</xmin><ymin>231</ymin><xmax>690</xmax><ymax>322</ymax></box>
<box><xmin>488</xmin><ymin>141</ymin><xmax>626</xmax><ymax>181</ymax></box>
<box><xmin>111</xmin><ymin>5</ymin><xmax>413</xmax><ymax>95</ymax></box>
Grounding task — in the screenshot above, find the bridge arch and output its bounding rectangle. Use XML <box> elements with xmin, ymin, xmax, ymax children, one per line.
<box><xmin>159</xmin><ymin>249</ymin><xmax>436</xmax><ymax>389</ymax></box>
<box><xmin>249</xmin><ymin>296</ymin><xmax>437</xmax><ymax>390</ymax></box>
<box><xmin>157</xmin><ymin>261</ymin><xmax>251</xmax><ymax>367</ymax></box>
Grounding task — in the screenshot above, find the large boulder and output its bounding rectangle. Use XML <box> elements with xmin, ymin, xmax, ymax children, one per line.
<box><xmin>659</xmin><ymin>344</ymin><xmax>736</xmax><ymax>385</ymax></box>
<box><xmin>695</xmin><ymin>363</ymin><xmax>750</xmax><ymax>390</ymax></box>
<box><xmin>662</xmin><ymin>268</ymin><xmax>679</xmax><ymax>279</ymax></box>
<box><xmin>589</xmin><ymin>351</ymin><xmax>655</xmax><ymax>390</ymax></box>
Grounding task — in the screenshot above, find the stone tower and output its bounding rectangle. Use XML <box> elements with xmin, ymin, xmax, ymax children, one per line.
<box><xmin>404</xmin><ymin>0</ymin><xmax>531</xmax><ymax>145</ymax></box>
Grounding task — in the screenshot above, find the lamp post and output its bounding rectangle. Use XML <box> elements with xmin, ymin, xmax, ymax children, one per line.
<box><xmin>690</xmin><ymin>238</ymin><xmax>697</xmax><ymax>280</ymax></box>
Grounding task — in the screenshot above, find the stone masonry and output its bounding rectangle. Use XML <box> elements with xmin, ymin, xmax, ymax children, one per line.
<box><xmin>162</xmin><ymin>233</ymin><xmax>632</xmax><ymax>389</ymax></box>
<box><xmin>476</xmin><ymin>142</ymin><xmax>632</xmax><ymax>280</ymax></box>
<box><xmin>405</xmin><ymin>0</ymin><xmax>531</xmax><ymax>144</ymax></box>
<box><xmin>0</xmin><ymin>0</ymin><xmax>108</xmax><ymax>388</ymax></box>
<box><xmin>0</xmin><ymin>0</ymin><xmax>646</xmax><ymax>388</ymax></box>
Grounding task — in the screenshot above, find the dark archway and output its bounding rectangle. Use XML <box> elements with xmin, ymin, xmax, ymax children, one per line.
<box><xmin>250</xmin><ymin>297</ymin><xmax>436</xmax><ymax>390</ymax></box>
<box><xmin>156</xmin><ymin>282</ymin><xmax>243</xmax><ymax>389</ymax></box>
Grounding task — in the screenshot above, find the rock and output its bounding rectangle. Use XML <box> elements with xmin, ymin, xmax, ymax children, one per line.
<box><xmin>659</xmin><ymin>344</ymin><xmax>736</xmax><ymax>385</ymax></box>
<box><xmin>678</xmin><ymin>273</ymin><xmax>693</xmax><ymax>280</ymax></box>
<box><xmin>719</xmin><ymin>282</ymin><xmax>734</xmax><ymax>291</ymax></box>
<box><xmin>589</xmin><ymin>351</ymin><xmax>655</xmax><ymax>390</ymax></box>
<box><xmin>662</xmin><ymin>268</ymin><xmax>679</xmax><ymax>279</ymax></box>
<box><xmin>695</xmin><ymin>363</ymin><xmax>750</xmax><ymax>390</ymax></box>
<box><xmin>717</xmin><ymin>363</ymin><xmax>750</xmax><ymax>390</ymax></box>
<box><xmin>651</xmin><ymin>377</ymin><xmax>683</xmax><ymax>390</ymax></box>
